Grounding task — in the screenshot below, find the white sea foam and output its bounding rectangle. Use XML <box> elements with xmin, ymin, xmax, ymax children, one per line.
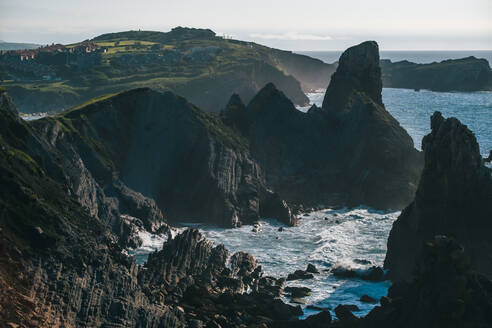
<box><xmin>128</xmin><ymin>227</ymin><xmax>186</xmax><ymax>265</ymax></box>
<box><xmin>194</xmin><ymin>207</ymin><xmax>398</xmax><ymax>318</ymax></box>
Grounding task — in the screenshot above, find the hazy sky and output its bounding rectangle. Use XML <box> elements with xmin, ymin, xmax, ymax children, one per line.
<box><xmin>1</xmin><ymin>0</ymin><xmax>491</xmax><ymax>50</ymax></box>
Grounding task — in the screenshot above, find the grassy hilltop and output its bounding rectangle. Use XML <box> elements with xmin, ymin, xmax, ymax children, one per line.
<box><xmin>1</xmin><ymin>27</ymin><xmax>334</xmax><ymax>113</ymax></box>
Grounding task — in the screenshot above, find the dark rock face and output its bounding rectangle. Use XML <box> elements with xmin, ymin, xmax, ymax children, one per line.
<box><xmin>385</xmin><ymin>112</ymin><xmax>492</xmax><ymax>282</ymax></box>
<box><xmin>0</xmin><ymin>108</ymin><xmax>301</xmax><ymax>327</ymax></box>
<box><xmin>322</xmin><ymin>41</ymin><xmax>383</xmax><ymax>111</ymax></box>
<box><xmin>32</xmin><ymin>88</ymin><xmax>295</xmax><ymax>228</ymax></box>
<box><xmin>381</xmin><ymin>56</ymin><xmax>492</xmax><ymax>92</ymax></box>
<box><xmin>364</xmin><ymin>236</ymin><xmax>492</xmax><ymax>328</ymax></box>
<box><xmin>220</xmin><ymin>93</ymin><xmax>249</xmax><ymax>136</ymax></box>
<box><xmin>226</xmin><ymin>41</ymin><xmax>422</xmax><ymax>211</ymax></box>
<box><xmin>334</xmin><ymin>304</ymin><xmax>360</xmax><ymax>325</ymax></box>
<box><xmin>320</xmin><ymin>41</ymin><xmax>423</xmax><ymax>209</ymax></box>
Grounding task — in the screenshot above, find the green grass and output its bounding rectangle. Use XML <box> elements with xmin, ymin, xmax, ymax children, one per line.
<box><xmin>3</xmin><ymin>29</ymin><xmax>322</xmax><ymax>114</ymax></box>
<box><xmin>65</xmin><ymin>92</ymin><xmax>117</xmax><ymax>113</ymax></box>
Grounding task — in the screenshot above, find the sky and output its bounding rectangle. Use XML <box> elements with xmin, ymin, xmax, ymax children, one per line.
<box><xmin>1</xmin><ymin>0</ymin><xmax>491</xmax><ymax>51</ymax></box>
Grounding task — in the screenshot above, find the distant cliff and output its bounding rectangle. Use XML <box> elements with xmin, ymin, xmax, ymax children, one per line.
<box><xmin>1</xmin><ymin>27</ymin><xmax>336</xmax><ymax>114</ymax></box>
<box><xmin>385</xmin><ymin>111</ymin><xmax>492</xmax><ymax>282</ymax></box>
<box><xmin>381</xmin><ymin>56</ymin><xmax>492</xmax><ymax>92</ymax></box>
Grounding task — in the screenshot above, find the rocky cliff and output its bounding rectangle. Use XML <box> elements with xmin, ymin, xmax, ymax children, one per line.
<box><xmin>322</xmin><ymin>41</ymin><xmax>382</xmax><ymax>111</ymax></box>
<box><xmin>222</xmin><ymin>41</ymin><xmax>422</xmax><ymax>210</ymax></box>
<box><xmin>385</xmin><ymin>112</ymin><xmax>492</xmax><ymax>282</ymax></box>
<box><xmin>0</xmin><ymin>95</ymin><xmax>300</xmax><ymax>326</ymax></box>
<box><xmin>31</xmin><ymin>88</ymin><xmax>295</xmax><ymax>228</ymax></box>
<box><xmin>381</xmin><ymin>56</ymin><xmax>492</xmax><ymax>92</ymax></box>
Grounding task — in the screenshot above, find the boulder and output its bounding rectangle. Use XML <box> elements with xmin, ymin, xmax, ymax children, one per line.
<box><xmin>361</xmin><ymin>266</ymin><xmax>385</xmax><ymax>282</ymax></box>
<box><xmin>306</xmin><ymin>264</ymin><xmax>320</xmax><ymax>274</ymax></box>
<box><xmin>287</xmin><ymin>270</ymin><xmax>315</xmax><ymax>281</ymax></box>
<box><xmin>360</xmin><ymin>294</ymin><xmax>377</xmax><ymax>303</ymax></box>
<box><xmin>284</xmin><ymin>286</ymin><xmax>312</xmax><ymax>298</ymax></box>
<box><xmin>334</xmin><ymin>304</ymin><xmax>359</xmax><ymax>324</ymax></box>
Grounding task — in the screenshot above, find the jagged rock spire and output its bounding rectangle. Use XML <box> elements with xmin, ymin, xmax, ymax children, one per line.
<box><xmin>221</xmin><ymin>93</ymin><xmax>249</xmax><ymax>135</ymax></box>
<box><xmin>385</xmin><ymin>111</ymin><xmax>492</xmax><ymax>282</ymax></box>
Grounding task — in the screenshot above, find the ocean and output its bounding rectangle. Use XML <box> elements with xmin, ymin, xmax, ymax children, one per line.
<box><xmin>297</xmin><ymin>50</ymin><xmax>492</xmax><ymax>65</ymax></box>
<box><xmin>299</xmin><ymin>88</ymin><xmax>492</xmax><ymax>158</ymax></box>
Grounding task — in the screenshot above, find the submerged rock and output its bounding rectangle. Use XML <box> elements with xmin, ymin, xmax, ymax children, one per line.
<box><xmin>360</xmin><ymin>294</ymin><xmax>377</xmax><ymax>303</ymax></box>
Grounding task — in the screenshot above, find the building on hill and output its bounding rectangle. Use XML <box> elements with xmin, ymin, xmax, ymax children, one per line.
<box><xmin>70</xmin><ymin>42</ymin><xmax>99</xmax><ymax>54</ymax></box>
<box><xmin>39</xmin><ymin>43</ymin><xmax>66</xmax><ymax>53</ymax></box>
<box><xmin>19</xmin><ymin>51</ymin><xmax>36</xmax><ymax>61</ymax></box>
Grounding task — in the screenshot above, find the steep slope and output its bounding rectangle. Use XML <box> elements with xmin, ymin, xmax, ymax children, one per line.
<box><xmin>31</xmin><ymin>88</ymin><xmax>295</xmax><ymax>227</ymax></box>
<box><xmin>381</xmin><ymin>56</ymin><xmax>492</xmax><ymax>91</ymax></box>
<box><xmin>0</xmin><ymin>89</ymin><xmax>177</xmax><ymax>326</ymax></box>
<box><xmin>385</xmin><ymin>111</ymin><xmax>492</xmax><ymax>282</ymax></box>
<box><xmin>223</xmin><ymin>41</ymin><xmax>422</xmax><ymax>210</ymax></box>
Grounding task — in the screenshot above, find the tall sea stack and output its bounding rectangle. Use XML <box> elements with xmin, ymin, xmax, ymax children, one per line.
<box><xmin>320</xmin><ymin>41</ymin><xmax>423</xmax><ymax>209</ymax></box>
<box><xmin>322</xmin><ymin>40</ymin><xmax>383</xmax><ymax>110</ymax></box>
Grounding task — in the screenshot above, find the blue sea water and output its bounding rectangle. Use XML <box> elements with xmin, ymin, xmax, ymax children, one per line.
<box><xmin>195</xmin><ymin>208</ymin><xmax>396</xmax><ymax>318</ymax></box>
<box><xmin>299</xmin><ymin>88</ymin><xmax>492</xmax><ymax>157</ymax></box>
<box><xmin>297</xmin><ymin>50</ymin><xmax>492</xmax><ymax>65</ymax></box>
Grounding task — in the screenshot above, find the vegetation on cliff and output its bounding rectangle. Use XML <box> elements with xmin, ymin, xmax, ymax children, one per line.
<box><xmin>1</xmin><ymin>27</ymin><xmax>335</xmax><ymax>114</ymax></box>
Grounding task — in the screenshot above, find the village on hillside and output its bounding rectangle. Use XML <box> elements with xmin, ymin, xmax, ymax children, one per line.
<box><xmin>0</xmin><ymin>42</ymin><xmax>104</xmax><ymax>82</ymax></box>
